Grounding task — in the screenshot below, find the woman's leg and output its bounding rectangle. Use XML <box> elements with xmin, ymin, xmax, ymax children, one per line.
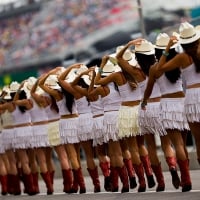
<box><xmin>108</xmin><ymin>140</ymin><xmax>129</xmax><ymax>193</ymax></box>
<box><xmin>96</xmin><ymin>143</ymin><xmax>111</xmax><ymax>191</ymax></box>
<box><xmin>167</xmin><ymin>129</ymin><xmax>192</xmax><ymax>192</ymax></box>
<box><xmin>136</xmin><ymin>135</ymin><xmax>155</xmax><ymax>188</ymax></box>
<box><xmin>54</xmin><ymin>144</ymin><xmax>73</xmax><ymax>193</ymax></box>
<box><xmin>145</xmin><ymin>134</ymin><xmax>165</xmax><ymax>192</ymax></box>
<box><xmin>120</xmin><ymin>139</ymin><xmax>137</xmax><ymax>189</ymax></box>
<box><xmin>65</xmin><ymin>143</ymin><xmax>86</xmax><ymax>194</ymax></box>
<box><xmin>81</xmin><ymin>140</ymin><xmax>100</xmax><ymax>193</ymax></box>
<box><xmin>127</xmin><ymin>136</ymin><xmax>146</xmax><ymax>192</ymax></box>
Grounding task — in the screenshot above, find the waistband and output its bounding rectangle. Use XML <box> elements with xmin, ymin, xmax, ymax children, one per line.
<box><xmin>61</xmin><ymin>113</ymin><xmax>79</xmax><ymax>119</ymax></box>
<box><xmin>121</xmin><ymin>100</ymin><xmax>140</xmax><ymax>106</ymax></box>
<box><xmin>32</xmin><ymin>120</ymin><xmax>48</xmax><ymax>126</ymax></box>
<box><xmin>15</xmin><ymin>123</ymin><xmax>32</xmax><ymax>128</ymax></box>
<box><xmin>3</xmin><ymin>125</ymin><xmax>14</xmax><ymax>129</ymax></box>
<box><xmin>48</xmin><ymin>118</ymin><xmax>60</xmax><ymax>123</ymax></box>
<box><xmin>161</xmin><ymin>91</ymin><xmax>185</xmax><ymax>98</ymax></box>
<box><xmin>148</xmin><ymin>97</ymin><xmax>161</xmax><ymax>103</ymax></box>
<box><xmin>187</xmin><ymin>83</ymin><xmax>200</xmax><ymax>89</ymax></box>
<box><xmin>93</xmin><ymin>114</ymin><xmax>104</xmax><ymax>118</ymax></box>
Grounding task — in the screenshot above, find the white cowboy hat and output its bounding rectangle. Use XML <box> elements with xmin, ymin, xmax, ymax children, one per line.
<box><xmin>2</xmin><ymin>85</ymin><xmax>11</xmax><ymax>100</ymax></box>
<box><xmin>26</xmin><ymin>77</ymin><xmax>37</xmax><ymax>90</ymax></box>
<box><xmin>10</xmin><ymin>81</ymin><xmax>20</xmax><ymax>92</ymax></box>
<box><xmin>154</xmin><ymin>33</ymin><xmax>178</xmax><ymax>49</ymax></box>
<box><xmin>135</xmin><ymin>40</ymin><xmax>155</xmax><ymax>55</ymax></box>
<box><xmin>45</xmin><ymin>75</ymin><xmax>61</xmax><ymax>89</ymax></box>
<box><xmin>115</xmin><ymin>46</ymin><xmax>138</xmax><ymax>66</ymax></box>
<box><xmin>101</xmin><ymin>60</ymin><xmax>121</xmax><ymax>77</ymax></box>
<box><xmin>179</xmin><ymin>22</ymin><xmax>200</xmax><ymax>44</ymax></box>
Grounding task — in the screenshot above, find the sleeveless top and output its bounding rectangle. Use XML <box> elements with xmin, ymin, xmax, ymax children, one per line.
<box><xmin>181</xmin><ymin>63</ymin><xmax>200</xmax><ymax>86</ymax></box>
<box><xmin>156</xmin><ymin>74</ymin><xmax>183</xmax><ymax>95</ymax></box>
<box><xmin>45</xmin><ymin>105</ymin><xmax>60</xmax><ymax>121</ymax></box>
<box><xmin>1</xmin><ymin>110</ymin><xmax>14</xmax><ymax>127</ymax></box>
<box><xmin>56</xmin><ymin>97</ymin><xmax>77</xmax><ymax>116</ymax></box>
<box><xmin>29</xmin><ymin>100</ymin><xmax>48</xmax><ymax>123</ymax></box>
<box><xmin>140</xmin><ymin>78</ymin><xmax>161</xmax><ymax>98</ymax></box>
<box><xmin>75</xmin><ymin>96</ymin><xmax>91</xmax><ymax>114</ymax></box>
<box><xmin>90</xmin><ymin>96</ymin><xmax>104</xmax><ymax>116</ymax></box>
<box><xmin>101</xmin><ymin>82</ymin><xmax>121</xmax><ymax>112</ymax></box>
<box><xmin>12</xmin><ymin>106</ymin><xmax>32</xmax><ymax>125</ymax></box>
<box><xmin>118</xmin><ymin>81</ymin><xmax>142</xmax><ymax>102</ymax></box>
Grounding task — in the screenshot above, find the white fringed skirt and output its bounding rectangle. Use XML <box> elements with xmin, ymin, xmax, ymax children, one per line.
<box><xmin>0</xmin><ymin>134</ymin><xmax>5</xmax><ymax>154</ymax></box>
<box><xmin>13</xmin><ymin>126</ymin><xmax>34</xmax><ymax>149</ymax></box>
<box><xmin>139</xmin><ymin>102</ymin><xmax>167</xmax><ymax>136</ymax></box>
<box><xmin>185</xmin><ymin>88</ymin><xmax>200</xmax><ymax>123</ymax></box>
<box><xmin>160</xmin><ymin>98</ymin><xmax>189</xmax><ymax>130</ymax></box>
<box><xmin>59</xmin><ymin>117</ymin><xmax>79</xmax><ymax>144</ymax></box>
<box><xmin>78</xmin><ymin>113</ymin><xmax>94</xmax><ymax>141</ymax></box>
<box><xmin>48</xmin><ymin>120</ymin><xmax>61</xmax><ymax>146</ymax></box>
<box><xmin>103</xmin><ymin>111</ymin><xmax>119</xmax><ymax>142</ymax></box>
<box><xmin>117</xmin><ymin>105</ymin><xmax>141</xmax><ymax>139</ymax></box>
<box><xmin>31</xmin><ymin>124</ymin><xmax>50</xmax><ymax>148</ymax></box>
<box><xmin>92</xmin><ymin>115</ymin><xmax>106</xmax><ymax>146</ymax></box>
<box><xmin>1</xmin><ymin>128</ymin><xmax>15</xmax><ymax>150</ymax></box>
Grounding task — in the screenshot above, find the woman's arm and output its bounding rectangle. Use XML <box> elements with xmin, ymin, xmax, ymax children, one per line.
<box><xmin>157</xmin><ymin>36</ymin><xmax>182</xmax><ymax>73</ymax></box>
<box><xmin>31</xmin><ymin>79</ymin><xmax>46</xmax><ymax>105</ymax></box>
<box><xmin>141</xmin><ymin>66</ymin><xmax>156</xmax><ymax>109</ymax></box>
<box><xmin>94</xmin><ymin>55</ymin><xmax>117</xmax><ymax>85</ymax></box>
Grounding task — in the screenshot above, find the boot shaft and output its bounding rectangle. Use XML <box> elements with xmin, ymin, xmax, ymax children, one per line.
<box><xmin>87</xmin><ymin>167</ymin><xmax>101</xmax><ymax>193</ymax></box>
<box><xmin>99</xmin><ymin>161</ymin><xmax>110</xmax><ymax>177</ymax></box>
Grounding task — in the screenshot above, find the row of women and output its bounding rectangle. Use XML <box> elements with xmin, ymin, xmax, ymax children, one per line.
<box><xmin>0</xmin><ymin>21</ymin><xmax>199</xmax><ymax>196</ymax></box>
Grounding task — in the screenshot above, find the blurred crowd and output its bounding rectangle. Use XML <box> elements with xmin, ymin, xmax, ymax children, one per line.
<box><xmin>0</xmin><ymin>0</ymin><xmax>138</xmax><ymax>68</ymax></box>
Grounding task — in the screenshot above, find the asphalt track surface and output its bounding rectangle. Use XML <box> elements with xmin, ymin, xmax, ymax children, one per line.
<box><xmin>2</xmin><ymin>170</ymin><xmax>200</xmax><ymax>200</ymax></box>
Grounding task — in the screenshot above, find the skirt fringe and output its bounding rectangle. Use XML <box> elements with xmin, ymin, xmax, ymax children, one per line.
<box><xmin>103</xmin><ymin>111</ymin><xmax>119</xmax><ymax>142</ymax></box>
<box><xmin>185</xmin><ymin>88</ymin><xmax>200</xmax><ymax>122</ymax></box>
<box><xmin>117</xmin><ymin>105</ymin><xmax>141</xmax><ymax>138</ymax></box>
<box><xmin>139</xmin><ymin>102</ymin><xmax>167</xmax><ymax>136</ymax></box>
<box><xmin>160</xmin><ymin>98</ymin><xmax>189</xmax><ymax>130</ymax></box>
<box><xmin>59</xmin><ymin>118</ymin><xmax>79</xmax><ymax>144</ymax></box>
<box><xmin>48</xmin><ymin>121</ymin><xmax>61</xmax><ymax>146</ymax></box>
<box><xmin>31</xmin><ymin>124</ymin><xmax>49</xmax><ymax>148</ymax></box>
<box><xmin>78</xmin><ymin>113</ymin><xmax>94</xmax><ymax>141</ymax></box>
<box><xmin>13</xmin><ymin>126</ymin><xmax>34</xmax><ymax>149</ymax></box>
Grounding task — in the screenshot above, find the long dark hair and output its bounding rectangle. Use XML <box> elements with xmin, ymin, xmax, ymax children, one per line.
<box><xmin>135</xmin><ymin>53</ymin><xmax>156</xmax><ymax>76</ymax></box>
<box><xmin>49</xmin><ymin>95</ymin><xmax>59</xmax><ymax>113</ymax></box>
<box><xmin>155</xmin><ymin>48</ymin><xmax>181</xmax><ymax>83</ymax></box>
<box><xmin>18</xmin><ymin>90</ymin><xmax>27</xmax><ymax>113</ymax></box>
<box><xmin>60</xmin><ymin>86</ymin><xmax>75</xmax><ymax>114</ymax></box>
<box><xmin>181</xmin><ymin>39</ymin><xmax>200</xmax><ymax>73</ymax></box>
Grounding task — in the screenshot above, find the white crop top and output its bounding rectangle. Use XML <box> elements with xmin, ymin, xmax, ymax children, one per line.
<box><xmin>118</xmin><ymin>81</ymin><xmax>142</xmax><ymax>102</ymax></box>
<box><xmin>1</xmin><ymin>110</ymin><xmax>14</xmax><ymax>127</ymax></box>
<box><xmin>12</xmin><ymin>106</ymin><xmax>32</xmax><ymax>125</ymax></box>
<box><xmin>156</xmin><ymin>74</ymin><xmax>183</xmax><ymax>95</ymax></box>
<box><xmin>75</xmin><ymin>96</ymin><xmax>91</xmax><ymax>114</ymax></box>
<box><xmin>181</xmin><ymin>63</ymin><xmax>200</xmax><ymax>86</ymax></box>
<box><xmin>140</xmin><ymin>78</ymin><xmax>161</xmax><ymax>99</ymax></box>
<box><xmin>90</xmin><ymin>97</ymin><xmax>104</xmax><ymax>116</ymax></box>
<box><xmin>101</xmin><ymin>82</ymin><xmax>121</xmax><ymax>112</ymax></box>
<box><xmin>45</xmin><ymin>106</ymin><xmax>60</xmax><ymax>121</ymax></box>
<box><xmin>56</xmin><ymin>97</ymin><xmax>77</xmax><ymax>116</ymax></box>
<box><xmin>29</xmin><ymin>100</ymin><xmax>48</xmax><ymax>123</ymax></box>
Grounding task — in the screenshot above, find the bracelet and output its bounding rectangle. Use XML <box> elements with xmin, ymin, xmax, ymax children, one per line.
<box><xmin>141</xmin><ymin>100</ymin><xmax>147</xmax><ymax>108</ymax></box>
<box><xmin>162</xmin><ymin>50</ymin><xmax>169</xmax><ymax>57</ymax></box>
<box><xmin>98</xmin><ymin>68</ymin><xmax>103</xmax><ymax>74</ymax></box>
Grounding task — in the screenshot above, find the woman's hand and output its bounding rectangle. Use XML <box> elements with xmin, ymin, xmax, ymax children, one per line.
<box><xmin>128</xmin><ymin>38</ymin><xmax>144</xmax><ymax>46</ymax></box>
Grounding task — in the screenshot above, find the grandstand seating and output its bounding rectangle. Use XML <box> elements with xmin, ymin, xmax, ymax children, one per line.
<box><xmin>0</xmin><ymin>0</ymin><xmax>139</xmax><ymax>69</ymax></box>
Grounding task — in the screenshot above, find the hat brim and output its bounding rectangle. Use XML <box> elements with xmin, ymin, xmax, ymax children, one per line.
<box><xmin>48</xmin><ymin>85</ymin><xmax>61</xmax><ymax>90</ymax></box>
<box><xmin>179</xmin><ymin>31</ymin><xmax>200</xmax><ymax>44</ymax></box>
<box><xmin>136</xmin><ymin>49</ymin><xmax>155</xmax><ymax>55</ymax></box>
<box><xmin>154</xmin><ymin>42</ymin><xmax>179</xmax><ymax>49</ymax></box>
